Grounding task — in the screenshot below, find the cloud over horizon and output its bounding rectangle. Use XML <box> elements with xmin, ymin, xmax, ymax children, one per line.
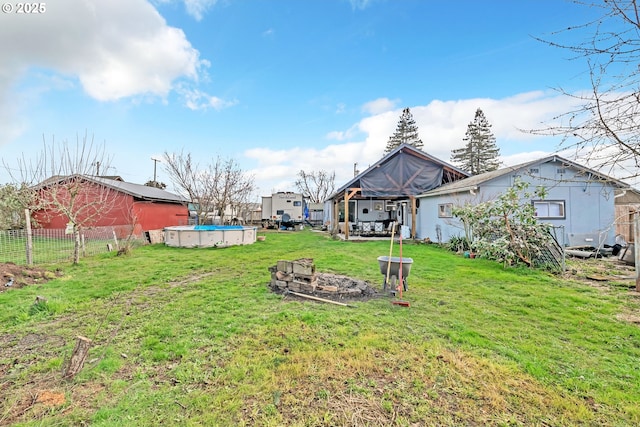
<box><xmin>246</xmin><ymin>91</ymin><xmax>579</xmax><ymax>195</ymax></box>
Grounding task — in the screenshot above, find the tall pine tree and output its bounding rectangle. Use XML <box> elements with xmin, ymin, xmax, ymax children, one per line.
<box><xmin>384</xmin><ymin>107</ymin><xmax>424</xmax><ymax>153</ymax></box>
<box><xmin>450</xmin><ymin>108</ymin><xmax>500</xmax><ymax>174</ymax></box>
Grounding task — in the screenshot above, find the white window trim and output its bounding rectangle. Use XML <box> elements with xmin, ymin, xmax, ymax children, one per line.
<box><xmin>533</xmin><ymin>200</ymin><xmax>565</xmax><ymax>219</ymax></box>
<box><xmin>438</xmin><ymin>203</ymin><xmax>453</xmax><ymax>218</ymax></box>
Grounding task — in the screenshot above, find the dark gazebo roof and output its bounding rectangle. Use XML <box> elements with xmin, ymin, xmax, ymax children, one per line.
<box><xmin>329</xmin><ymin>143</ymin><xmax>469</xmax><ymax>201</ymax></box>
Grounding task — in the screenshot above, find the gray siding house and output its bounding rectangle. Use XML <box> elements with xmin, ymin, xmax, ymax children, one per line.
<box><xmin>415</xmin><ymin>155</ymin><xmax>630</xmax><ymax>247</ymax></box>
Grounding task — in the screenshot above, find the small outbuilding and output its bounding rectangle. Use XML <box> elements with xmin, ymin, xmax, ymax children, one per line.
<box><xmin>32</xmin><ymin>175</ymin><xmax>189</xmax><ymax>238</ymax></box>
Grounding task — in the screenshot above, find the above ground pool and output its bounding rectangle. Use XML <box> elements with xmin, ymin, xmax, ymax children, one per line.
<box><xmin>164</xmin><ymin>225</ymin><xmax>257</xmax><ymax>248</ymax></box>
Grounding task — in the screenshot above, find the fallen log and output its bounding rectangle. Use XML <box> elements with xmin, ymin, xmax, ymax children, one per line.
<box><xmin>565</xmin><ymin>249</ymin><xmax>594</xmax><ymax>259</ymax></box>
<box><xmin>286</xmin><ymin>290</ymin><xmax>356</xmax><ymax>307</ymax></box>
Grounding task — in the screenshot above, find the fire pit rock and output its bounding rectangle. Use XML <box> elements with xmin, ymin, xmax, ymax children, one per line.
<box><xmin>268</xmin><ymin>258</ymin><xmax>379</xmax><ymax>301</ymax></box>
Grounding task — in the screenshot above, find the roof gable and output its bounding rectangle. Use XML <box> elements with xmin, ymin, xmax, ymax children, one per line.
<box><xmin>37</xmin><ymin>175</ymin><xmax>187</xmax><ymax>204</ymax></box>
<box><xmin>331</xmin><ymin>143</ymin><xmax>469</xmax><ymax>199</ymax></box>
<box><xmin>419</xmin><ymin>155</ymin><xmax>630</xmax><ymax>197</ymax></box>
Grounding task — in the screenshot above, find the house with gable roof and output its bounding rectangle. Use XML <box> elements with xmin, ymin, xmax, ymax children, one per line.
<box><xmin>415</xmin><ymin>155</ymin><xmax>630</xmax><ymax>247</ymax></box>
<box><xmin>324</xmin><ymin>143</ymin><xmax>469</xmax><ymax>239</ymax></box>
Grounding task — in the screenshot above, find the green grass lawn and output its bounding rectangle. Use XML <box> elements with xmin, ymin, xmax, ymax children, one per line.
<box><xmin>1</xmin><ymin>229</ymin><xmax>639</xmax><ymax>426</ymax></box>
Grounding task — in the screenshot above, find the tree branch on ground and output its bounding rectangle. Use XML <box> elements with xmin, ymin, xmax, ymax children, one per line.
<box><xmin>452</xmin><ymin>180</ymin><xmax>551</xmax><ymax>268</ymax></box>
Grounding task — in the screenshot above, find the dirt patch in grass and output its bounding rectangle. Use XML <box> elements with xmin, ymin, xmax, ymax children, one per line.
<box><xmin>0</xmin><ymin>262</ymin><xmax>63</xmax><ymax>293</ymax></box>
<box><xmin>565</xmin><ymin>256</ymin><xmax>637</xmax><ymax>289</ymax></box>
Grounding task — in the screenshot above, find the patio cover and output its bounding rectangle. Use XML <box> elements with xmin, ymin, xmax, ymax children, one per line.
<box><xmin>359</xmin><ymin>151</ymin><xmax>444</xmax><ymax>197</ymax></box>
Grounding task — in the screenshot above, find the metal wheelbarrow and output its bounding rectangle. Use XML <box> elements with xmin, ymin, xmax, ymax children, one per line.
<box><xmin>377</xmin><ymin>255</ymin><xmax>413</xmax><ymax>292</ymax></box>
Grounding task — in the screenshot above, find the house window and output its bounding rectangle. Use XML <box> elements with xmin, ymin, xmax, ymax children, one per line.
<box><xmin>438</xmin><ymin>203</ymin><xmax>453</xmax><ymax>218</ymax></box>
<box><xmin>533</xmin><ymin>200</ymin><xmax>565</xmax><ymax>219</ymax></box>
<box><xmin>529</xmin><ymin>168</ymin><xmax>539</xmax><ymax>174</ymax></box>
<box><xmin>374</xmin><ymin>202</ymin><xmax>383</xmax><ymax>211</ymax></box>
<box><xmin>293</xmin><ymin>201</ymin><xmax>301</xmax><ymax>206</ymax></box>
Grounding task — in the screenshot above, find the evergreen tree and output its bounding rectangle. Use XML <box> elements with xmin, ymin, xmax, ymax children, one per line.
<box><xmin>384</xmin><ymin>107</ymin><xmax>424</xmax><ymax>153</ymax></box>
<box><xmin>451</xmin><ymin>108</ymin><xmax>500</xmax><ymax>174</ymax></box>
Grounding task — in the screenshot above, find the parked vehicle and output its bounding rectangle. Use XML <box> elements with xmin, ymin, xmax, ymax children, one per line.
<box><xmin>261</xmin><ymin>192</ymin><xmax>306</xmax><ymax>229</ymax></box>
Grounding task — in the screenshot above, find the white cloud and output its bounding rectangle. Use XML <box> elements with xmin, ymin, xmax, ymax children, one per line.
<box><xmin>245</xmin><ymin>91</ymin><xmax>582</xmax><ymax>196</ymax></box>
<box><xmin>153</xmin><ymin>0</ymin><xmax>218</xmax><ymax>21</ymax></box>
<box><xmin>362</xmin><ymin>97</ymin><xmax>398</xmax><ymax>115</ymax></box>
<box><xmin>0</xmin><ymin>0</ymin><xmax>213</xmax><ymax>143</ymax></box>
<box><xmin>1</xmin><ymin>0</ymin><xmax>205</xmax><ymax>101</ymax></box>
<box><xmin>184</xmin><ymin>0</ymin><xmax>218</xmax><ymax>21</ymax></box>
<box><xmin>500</xmin><ymin>151</ymin><xmax>553</xmax><ymax>167</ymax></box>
<box><xmin>349</xmin><ymin>0</ymin><xmax>373</xmax><ymax>11</ymax></box>
<box><xmin>179</xmin><ymin>86</ymin><xmax>238</xmax><ymax>111</ymax></box>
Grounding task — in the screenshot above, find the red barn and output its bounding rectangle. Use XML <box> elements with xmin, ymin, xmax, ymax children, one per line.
<box><xmin>33</xmin><ymin>175</ymin><xmax>189</xmax><ymax>238</ymax></box>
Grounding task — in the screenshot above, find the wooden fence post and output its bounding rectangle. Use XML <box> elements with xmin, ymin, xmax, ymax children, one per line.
<box><xmin>24</xmin><ymin>209</ymin><xmax>33</xmax><ymax>266</ymax></box>
<box><xmin>635</xmin><ymin>212</ymin><xmax>640</xmax><ymax>292</ymax></box>
<box><xmin>112</xmin><ymin>230</ymin><xmax>120</xmax><ymax>250</ymax></box>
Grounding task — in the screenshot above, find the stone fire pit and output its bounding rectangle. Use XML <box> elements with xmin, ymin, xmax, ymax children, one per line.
<box><xmin>268</xmin><ymin>258</ymin><xmax>379</xmax><ymax>302</ymax></box>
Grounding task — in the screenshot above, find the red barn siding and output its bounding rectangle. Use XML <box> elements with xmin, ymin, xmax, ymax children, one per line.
<box><xmin>133</xmin><ymin>201</ymin><xmax>189</xmax><ymax>230</ymax></box>
<box><xmin>33</xmin><ymin>181</ymin><xmax>188</xmax><ymax>237</ymax></box>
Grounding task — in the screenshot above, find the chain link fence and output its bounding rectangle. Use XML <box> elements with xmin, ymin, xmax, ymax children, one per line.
<box><xmin>0</xmin><ymin>227</ymin><xmax>146</xmax><ymax>265</ymax></box>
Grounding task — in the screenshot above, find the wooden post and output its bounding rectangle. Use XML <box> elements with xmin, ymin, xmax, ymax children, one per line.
<box><xmin>344</xmin><ymin>192</ymin><xmax>350</xmax><ymax>239</ymax></box>
<box><xmin>342</xmin><ymin>189</ymin><xmax>360</xmax><ymax>241</ymax></box>
<box><xmin>332</xmin><ymin>200</ymin><xmax>339</xmax><ymax>235</ymax></box>
<box><xmin>410</xmin><ymin>196</ymin><xmax>417</xmax><ymax>239</ymax></box>
<box><xmin>635</xmin><ymin>212</ymin><xmax>640</xmax><ymax>292</ymax></box>
<box><xmin>24</xmin><ymin>209</ymin><xmax>33</xmax><ymax>265</ymax></box>
<box><xmin>112</xmin><ymin>230</ymin><xmax>120</xmax><ymax>250</ymax></box>
<box><xmin>63</xmin><ymin>336</ymin><xmax>92</xmax><ymax>380</ymax></box>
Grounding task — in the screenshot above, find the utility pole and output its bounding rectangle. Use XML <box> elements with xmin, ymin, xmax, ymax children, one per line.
<box><xmin>152</xmin><ymin>158</ymin><xmax>161</xmax><ymax>183</ymax></box>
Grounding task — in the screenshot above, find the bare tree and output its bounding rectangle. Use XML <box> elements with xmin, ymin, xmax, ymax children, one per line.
<box><xmin>163</xmin><ymin>151</ymin><xmax>255</xmax><ymax>224</ymax></box>
<box><xmin>532</xmin><ymin>0</ymin><xmax>640</xmax><ymax>179</ymax></box>
<box><xmin>294</xmin><ymin>170</ymin><xmax>336</xmax><ymax>203</ymax></box>
<box><xmin>5</xmin><ymin>132</ymin><xmax>117</xmax><ymax>263</ymax></box>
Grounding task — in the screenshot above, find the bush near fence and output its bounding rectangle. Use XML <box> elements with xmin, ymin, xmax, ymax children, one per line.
<box><xmin>0</xmin><ymin>227</ymin><xmax>147</xmax><ymax>265</ymax></box>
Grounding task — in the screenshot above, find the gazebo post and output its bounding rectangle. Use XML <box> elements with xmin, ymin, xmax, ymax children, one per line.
<box><xmin>410</xmin><ymin>196</ymin><xmax>417</xmax><ymax>239</ymax></box>
<box><xmin>344</xmin><ymin>192</ymin><xmax>350</xmax><ymax>239</ymax></box>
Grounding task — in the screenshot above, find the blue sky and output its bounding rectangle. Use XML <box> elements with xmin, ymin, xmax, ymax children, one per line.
<box><xmin>0</xmin><ymin>0</ymin><xmax>613</xmax><ymax>197</ymax></box>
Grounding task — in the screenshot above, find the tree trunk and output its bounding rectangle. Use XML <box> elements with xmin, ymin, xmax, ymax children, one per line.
<box><xmin>63</xmin><ymin>336</ymin><xmax>92</xmax><ymax>380</ymax></box>
<box><xmin>73</xmin><ymin>229</ymin><xmax>80</xmax><ymax>264</ymax></box>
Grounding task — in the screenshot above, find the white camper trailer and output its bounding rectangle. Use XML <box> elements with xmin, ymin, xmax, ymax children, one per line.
<box><xmin>261</xmin><ymin>192</ymin><xmax>306</xmax><ymax>228</ymax></box>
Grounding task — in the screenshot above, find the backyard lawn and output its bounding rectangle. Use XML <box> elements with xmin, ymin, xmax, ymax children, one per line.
<box><xmin>1</xmin><ymin>229</ymin><xmax>639</xmax><ymax>426</ymax></box>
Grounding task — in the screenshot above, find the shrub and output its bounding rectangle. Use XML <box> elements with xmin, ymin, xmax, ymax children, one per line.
<box><xmin>452</xmin><ymin>179</ymin><xmax>552</xmax><ymax>267</ymax></box>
